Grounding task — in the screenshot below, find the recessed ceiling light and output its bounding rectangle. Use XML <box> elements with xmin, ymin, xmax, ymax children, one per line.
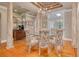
<box><xmin>56</xmin><ymin>13</ymin><xmax>61</xmax><ymax>17</ymax></box>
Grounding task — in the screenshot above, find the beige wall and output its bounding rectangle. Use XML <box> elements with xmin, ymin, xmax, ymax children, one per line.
<box><xmin>0</xmin><ymin>5</ymin><xmax>7</xmax><ymax>43</ymax></box>
<box><xmin>64</xmin><ymin>11</ymin><xmax>72</xmax><ymax>40</ymax></box>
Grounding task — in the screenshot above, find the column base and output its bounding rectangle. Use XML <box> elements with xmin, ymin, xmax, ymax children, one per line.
<box><xmin>6</xmin><ymin>45</ymin><xmax>14</xmax><ymax>49</ymax></box>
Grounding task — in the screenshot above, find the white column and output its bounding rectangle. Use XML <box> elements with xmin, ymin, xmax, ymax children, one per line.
<box><xmin>35</xmin><ymin>10</ymin><xmax>41</xmax><ymax>34</ymax></box>
<box><xmin>0</xmin><ymin>14</ymin><xmax>1</xmax><ymax>45</ymax></box>
<box><xmin>7</xmin><ymin>2</ymin><xmax>14</xmax><ymax>48</ymax></box>
<box><xmin>0</xmin><ymin>15</ymin><xmax>1</xmax><ymax>45</ymax></box>
<box><xmin>72</xmin><ymin>3</ymin><xmax>77</xmax><ymax>48</ymax></box>
<box><xmin>77</xmin><ymin>2</ymin><xmax>79</xmax><ymax>57</ymax></box>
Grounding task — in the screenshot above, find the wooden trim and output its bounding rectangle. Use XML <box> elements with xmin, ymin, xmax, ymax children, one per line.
<box><xmin>32</xmin><ymin>2</ymin><xmax>63</xmax><ymax>10</ymax></box>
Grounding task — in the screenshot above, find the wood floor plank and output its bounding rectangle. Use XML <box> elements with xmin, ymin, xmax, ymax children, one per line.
<box><xmin>0</xmin><ymin>39</ymin><xmax>77</xmax><ymax>57</ymax></box>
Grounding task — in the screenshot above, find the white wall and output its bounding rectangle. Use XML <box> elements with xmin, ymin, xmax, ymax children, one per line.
<box><xmin>0</xmin><ymin>6</ymin><xmax>7</xmax><ymax>43</ymax></box>
<box><xmin>64</xmin><ymin>11</ymin><xmax>72</xmax><ymax>39</ymax></box>
<box><xmin>48</xmin><ymin>10</ymin><xmax>72</xmax><ymax>41</ymax></box>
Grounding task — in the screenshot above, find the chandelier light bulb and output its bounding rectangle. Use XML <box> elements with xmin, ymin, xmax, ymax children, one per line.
<box><xmin>40</xmin><ymin>8</ymin><xmax>42</xmax><ymax>10</ymax></box>
<box><xmin>56</xmin><ymin>13</ymin><xmax>61</xmax><ymax>17</ymax></box>
<box><xmin>46</xmin><ymin>8</ymin><xmax>47</xmax><ymax>10</ymax></box>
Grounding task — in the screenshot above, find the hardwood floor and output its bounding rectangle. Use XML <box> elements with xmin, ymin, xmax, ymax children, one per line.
<box><xmin>0</xmin><ymin>38</ymin><xmax>77</xmax><ymax>57</ymax></box>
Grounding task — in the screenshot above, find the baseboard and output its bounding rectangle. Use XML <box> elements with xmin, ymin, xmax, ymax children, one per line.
<box><xmin>1</xmin><ymin>40</ymin><xmax>7</xmax><ymax>43</ymax></box>
<box><xmin>63</xmin><ymin>37</ymin><xmax>72</xmax><ymax>41</ymax></box>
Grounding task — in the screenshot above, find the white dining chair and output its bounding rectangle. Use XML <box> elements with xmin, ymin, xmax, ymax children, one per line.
<box><xmin>49</xmin><ymin>35</ymin><xmax>56</xmax><ymax>50</ymax></box>
<box><xmin>49</xmin><ymin>29</ymin><xmax>57</xmax><ymax>49</ymax></box>
<box><xmin>28</xmin><ymin>34</ymin><xmax>39</xmax><ymax>53</ymax></box>
<box><xmin>39</xmin><ymin>30</ymin><xmax>50</xmax><ymax>56</ymax></box>
<box><xmin>55</xmin><ymin>29</ymin><xmax>63</xmax><ymax>56</ymax></box>
<box><xmin>25</xmin><ymin>29</ymin><xmax>39</xmax><ymax>54</ymax></box>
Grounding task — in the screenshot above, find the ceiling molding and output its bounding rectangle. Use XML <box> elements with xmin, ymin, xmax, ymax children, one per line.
<box><xmin>13</xmin><ymin>4</ymin><xmax>37</xmax><ymax>17</ymax></box>
<box><xmin>32</xmin><ymin>2</ymin><xmax>63</xmax><ymax>10</ymax></box>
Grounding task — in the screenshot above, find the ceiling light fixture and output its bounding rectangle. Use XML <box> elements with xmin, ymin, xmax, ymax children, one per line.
<box><xmin>56</xmin><ymin>13</ymin><xmax>61</xmax><ymax>17</ymax></box>
<box><xmin>14</xmin><ymin>9</ymin><xmax>17</xmax><ymax>12</ymax></box>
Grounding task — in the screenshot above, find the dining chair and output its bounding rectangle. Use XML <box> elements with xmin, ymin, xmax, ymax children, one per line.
<box><xmin>55</xmin><ymin>29</ymin><xmax>63</xmax><ymax>56</ymax></box>
<box><xmin>39</xmin><ymin>30</ymin><xmax>50</xmax><ymax>56</ymax></box>
<box><xmin>51</xmin><ymin>29</ymin><xmax>57</xmax><ymax>35</ymax></box>
<box><xmin>25</xmin><ymin>30</ymin><xmax>39</xmax><ymax>54</ymax></box>
<box><xmin>49</xmin><ymin>35</ymin><xmax>56</xmax><ymax>50</ymax></box>
<box><xmin>28</xmin><ymin>34</ymin><xmax>39</xmax><ymax>53</ymax></box>
<box><xmin>50</xmin><ymin>29</ymin><xmax>57</xmax><ymax>49</ymax></box>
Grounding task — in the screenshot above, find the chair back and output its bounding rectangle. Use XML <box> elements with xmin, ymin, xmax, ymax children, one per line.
<box><xmin>56</xmin><ymin>29</ymin><xmax>63</xmax><ymax>40</ymax></box>
<box><xmin>39</xmin><ymin>29</ymin><xmax>49</xmax><ymax>48</ymax></box>
<box><xmin>55</xmin><ymin>29</ymin><xmax>63</xmax><ymax>46</ymax></box>
<box><xmin>51</xmin><ymin>29</ymin><xmax>57</xmax><ymax>36</ymax></box>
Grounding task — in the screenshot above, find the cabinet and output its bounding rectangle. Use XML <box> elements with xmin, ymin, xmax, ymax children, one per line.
<box><xmin>13</xmin><ymin>30</ymin><xmax>26</xmax><ymax>40</ymax></box>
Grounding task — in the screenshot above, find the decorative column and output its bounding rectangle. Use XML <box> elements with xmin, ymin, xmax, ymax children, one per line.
<box><xmin>72</xmin><ymin>3</ymin><xmax>77</xmax><ymax>48</ymax></box>
<box><xmin>7</xmin><ymin>2</ymin><xmax>14</xmax><ymax>48</ymax></box>
<box><xmin>77</xmin><ymin>2</ymin><xmax>79</xmax><ymax>57</ymax></box>
<box><xmin>0</xmin><ymin>14</ymin><xmax>1</xmax><ymax>45</ymax></box>
<box><xmin>35</xmin><ymin>9</ymin><xmax>42</xmax><ymax>34</ymax></box>
<box><xmin>41</xmin><ymin>10</ymin><xmax>48</xmax><ymax>29</ymax></box>
<box><xmin>0</xmin><ymin>14</ymin><xmax>1</xmax><ymax>47</ymax></box>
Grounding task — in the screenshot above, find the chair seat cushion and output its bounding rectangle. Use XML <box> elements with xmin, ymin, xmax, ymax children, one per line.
<box><xmin>31</xmin><ymin>37</ymin><xmax>38</xmax><ymax>45</ymax></box>
<box><xmin>39</xmin><ymin>40</ymin><xmax>49</xmax><ymax>48</ymax></box>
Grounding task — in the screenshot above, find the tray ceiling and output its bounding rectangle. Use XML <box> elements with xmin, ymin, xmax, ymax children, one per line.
<box><xmin>32</xmin><ymin>2</ymin><xmax>63</xmax><ymax>10</ymax></box>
